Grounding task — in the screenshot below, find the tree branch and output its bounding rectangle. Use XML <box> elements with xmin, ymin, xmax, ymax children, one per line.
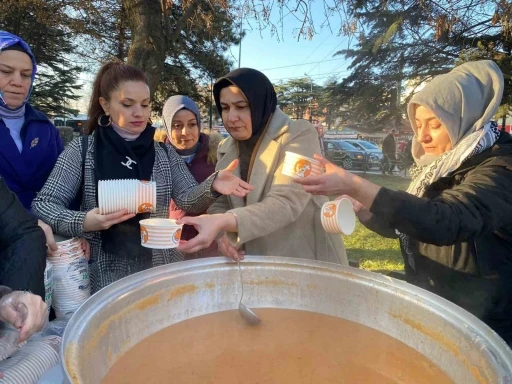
<box><xmin>170</xmin><ymin>0</ymin><xmax>204</xmax><ymax>43</ymax></box>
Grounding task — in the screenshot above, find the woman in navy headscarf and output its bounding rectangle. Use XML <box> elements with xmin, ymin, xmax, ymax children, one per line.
<box><xmin>0</xmin><ymin>31</ymin><xmax>65</xmax><ymax>251</ymax></box>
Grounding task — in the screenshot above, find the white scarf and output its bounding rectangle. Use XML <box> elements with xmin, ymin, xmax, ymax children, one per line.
<box><xmin>400</xmin><ymin>121</ymin><xmax>500</xmax><ymax>271</ymax></box>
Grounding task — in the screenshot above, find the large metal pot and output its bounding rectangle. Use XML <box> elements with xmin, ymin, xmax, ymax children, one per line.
<box><xmin>61</xmin><ymin>257</ymin><xmax>512</xmax><ymax>383</ymax></box>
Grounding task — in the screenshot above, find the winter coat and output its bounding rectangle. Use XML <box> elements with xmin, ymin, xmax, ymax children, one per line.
<box><xmin>0</xmin><ymin>104</ymin><xmax>63</xmax><ymax>211</ymax></box>
<box><xmin>366</xmin><ymin>132</ymin><xmax>512</xmax><ymax>344</ymax></box>
<box><xmin>32</xmin><ymin>134</ymin><xmax>219</xmax><ymax>293</ymax></box>
<box><xmin>0</xmin><ymin>177</ymin><xmax>46</xmax><ymax>298</ymax></box>
<box><xmin>382</xmin><ymin>133</ymin><xmax>396</xmax><ymax>155</ymax></box>
<box><xmin>208</xmin><ymin>107</ymin><xmax>348</xmax><ymax>264</ymax></box>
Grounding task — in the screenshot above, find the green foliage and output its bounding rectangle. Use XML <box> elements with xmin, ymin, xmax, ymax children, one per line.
<box><xmin>69</xmin><ymin>0</ymin><xmax>239</xmax><ymax>112</ymax></box>
<box><xmin>275</xmin><ymin>76</ymin><xmax>347</xmax><ymax>127</ymax></box>
<box><xmin>0</xmin><ymin>0</ymin><xmax>82</xmax><ymax>117</ymax></box>
<box><xmin>275</xmin><ymin>77</ymin><xmax>316</xmax><ymax>119</ymax></box>
<box><xmin>332</xmin><ymin>0</ymin><xmax>512</xmax><ymax>130</ymax></box>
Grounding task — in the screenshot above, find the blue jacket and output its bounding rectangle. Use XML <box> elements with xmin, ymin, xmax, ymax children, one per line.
<box><xmin>0</xmin><ymin>104</ymin><xmax>63</xmax><ymax>211</ymax></box>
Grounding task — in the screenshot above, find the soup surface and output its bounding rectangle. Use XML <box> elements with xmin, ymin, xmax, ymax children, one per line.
<box><xmin>103</xmin><ymin>308</ymin><xmax>453</xmax><ymax>384</ymax></box>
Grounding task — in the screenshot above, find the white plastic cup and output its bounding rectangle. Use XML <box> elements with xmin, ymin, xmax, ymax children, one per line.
<box><xmin>136</xmin><ymin>180</ymin><xmax>157</xmax><ymax>214</ymax></box>
<box><xmin>320</xmin><ymin>198</ymin><xmax>356</xmax><ymax>235</ymax></box>
<box><xmin>282</xmin><ymin>151</ymin><xmax>323</xmax><ymax>178</ymax></box>
<box><xmin>99</xmin><ymin>179</ymin><xmax>156</xmax><ymax>215</ymax></box>
<box><xmin>139</xmin><ymin>219</ymin><xmax>183</xmax><ymax>249</ymax></box>
<box><xmin>44</xmin><ymin>262</ymin><xmax>53</xmax><ymax>312</ymax></box>
<box><xmin>48</xmin><ymin>245</ymin><xmax>90</xmax><ymax>319</ymax></box>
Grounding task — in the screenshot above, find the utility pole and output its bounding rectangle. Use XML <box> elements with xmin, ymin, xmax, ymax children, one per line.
<box><xmin>304</xmin><ymin>73</ymin><xmax>313</xmax><ymax>123</ymax></box>
<box><xmin>209</xmin><ymin>77</ymin><xmax>213</xmax><ymax>129</ymax></box>
<box><xmin>395</xmin><ymin>53</ymin><xmax>404</xmax><ymax>134</ymax></box>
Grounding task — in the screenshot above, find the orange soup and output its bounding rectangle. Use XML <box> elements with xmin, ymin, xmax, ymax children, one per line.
<box><xmin>103</xmin><ymin>308</ymin><xmax>453</xmax><ymax>384</ymax></box>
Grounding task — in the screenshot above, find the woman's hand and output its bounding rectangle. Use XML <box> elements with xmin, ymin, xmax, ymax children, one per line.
<box><xmin>37</xmin><ymin>220</ymin><xmax>58</xmax><ymax>252</ymax></box>
<box><xmin>0</xmin><ymin>291</ymin><xmax>47</xmax><ymax>342</ymax></box>
<box><xmin>213</xmin><ymin>159</ymin><xmax>254</xmax><ymax>198</ymax></box>
<box><xmin>83</xmin><ymin>209</ymin><xmax>135</xmax><ymax>232</ymax></box>
<box><xmin>294</xmin><ymin>155</ymin><xmax>382</xmax><ymax>210</ymax></box>
<box><xmin>293</xmin><ymin>155</ymin><xmax>354</xmax><ymax>196</ymax></box>
<box><xmin>336</xmin><ymin>195</ymin><xmax>373</xmax><ymax>223</ymax></box>
<box><xmin>217</xmin><ymin>234</ymin><xmax>245</xmax><ymax>261</ymax></box>
<box><xmin>177</xmin><ymin>213</ymin><xmax>238</xmax><ymax>254</ymax></box>
<box><xmin>40</xmin><ymin>219</ymin><xmax>91</xmax><ymax>258</ymax></box>
<box><xmin>80</xmin><ymin>238</ymin><xmax>91</xmax><ymax>260</ymax></box>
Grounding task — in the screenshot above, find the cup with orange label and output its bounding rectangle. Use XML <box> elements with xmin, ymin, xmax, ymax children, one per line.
<box><xmin>281</xmin><ymin>151</ymin><xmax>323</xmax><ymax>178</ymax></box>
<box><xmin>98</xmin><ymin>179</ymin><xmax>156</xmax><ymax>215</ymax></box>
<box><xmin>320</xmin><ymin>198</ymin><xmax>356</xmax><ymax>235</ymax></box>
<box><xmin>139</xmin><ymin>218</ymin><xmax>183</xmax><ymax>249</ymax></box>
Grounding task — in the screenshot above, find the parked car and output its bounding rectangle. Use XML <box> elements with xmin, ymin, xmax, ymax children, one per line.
<box><xmin>344</xmin><ymin>139</ymin><xmax>383</xmax><ymax>170</ymax></box>
<box><xmin>323</xmin><ymin>140</ymin><xmax>365</xmax><ymax>170</ymax></box>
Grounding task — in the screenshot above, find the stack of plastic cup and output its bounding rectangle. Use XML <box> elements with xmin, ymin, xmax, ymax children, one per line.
<box><xmin>0</xmin><ymin>335</ymin><xmax>60</xmax><ymax>383</ymax></box>
<box><xmin>43</xmin><ymin>261</ymin><xmax>53</xmax><ymax>313</ymax></box>
<box><xmin>47</xmin><ymin>236</ymin><xmax>90</xmax><ymax>319</ymax></box>
<box><xmin>0</xmin><ymin>324</ymin><xmax>25</xmax><ymax>362</ymax></box>
<box><xmin>98</xmin><ymin>179</ymin><xmax>156</xmax><ymax>214</ymax></box>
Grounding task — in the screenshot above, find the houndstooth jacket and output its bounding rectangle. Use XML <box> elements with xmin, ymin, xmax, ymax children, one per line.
<box><xmin>32</xmin><ymin>135</ymin><xmax>218</xmax><ymax>293</ymax></box>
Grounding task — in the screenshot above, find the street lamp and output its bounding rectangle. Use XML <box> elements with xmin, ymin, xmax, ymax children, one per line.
<box><xmin>304</xmin><ymin>73</ymin><xmax>313</xmax><ymax>123</ymax></box>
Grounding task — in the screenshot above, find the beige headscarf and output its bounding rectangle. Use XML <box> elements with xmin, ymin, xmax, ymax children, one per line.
<box><xmin>408</xmin><ymin>60</ymin><xmax>504</xmax><ymax>164</ymax></box>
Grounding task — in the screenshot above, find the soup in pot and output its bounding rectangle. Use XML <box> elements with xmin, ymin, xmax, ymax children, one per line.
<box><xmin>103</xmin><ymin>308</ymin><xmax>453</xmax><ymax>383</ymax></box>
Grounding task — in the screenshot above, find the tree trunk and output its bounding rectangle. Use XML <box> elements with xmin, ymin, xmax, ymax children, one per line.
<box><xmin>117</xmin><ymin>3</ymin><xmax>128</xmax><ymax>60</ymax></box>
<box><xmin>124</xmin><ymin>0</ymin><xmax>166</xmax><ymax>96</ymax></box>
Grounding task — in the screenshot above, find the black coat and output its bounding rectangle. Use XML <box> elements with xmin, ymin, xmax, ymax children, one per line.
<box><xmin>382</xmin><ymin>133</ymin><xmax>396</xmax><ymax>155</ymax></box>
<box><xmin>0</xmin><ymin>177</ymin><xmax>46</xmax><ymax>298</ymax></box>
<box><xmin>366</xmin><ymin>132</ymin><xmax>512</xmax><ymax>345</ymax></box>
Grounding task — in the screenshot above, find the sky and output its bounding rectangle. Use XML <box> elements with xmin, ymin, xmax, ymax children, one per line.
<box><xmin>228</xmin><ymin>7</ymin><xmax>355</xmax><ymax>87</ymax></box>
<box><xmin>69</xmin><ymin>3</ymin><xmax>356</xmax><ymax>114</ymax></box>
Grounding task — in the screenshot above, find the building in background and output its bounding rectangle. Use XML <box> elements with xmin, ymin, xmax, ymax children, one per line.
<box><xmin>54</xmin><ymin>114</ymin><xmax>88</xmax><ymax>135</ymax></box>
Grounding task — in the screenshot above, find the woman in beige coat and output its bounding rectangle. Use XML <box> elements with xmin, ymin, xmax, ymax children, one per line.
<box><xmin>177</xmin><ymin>68</ymin><xmax>347</xmax><ymax>265</ymax></box>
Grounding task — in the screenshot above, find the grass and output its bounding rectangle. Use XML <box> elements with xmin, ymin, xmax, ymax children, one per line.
<box><xmin>340</xmin><ymin>174</ymin><xmax>410</xmax><ymax>273</ymax></box>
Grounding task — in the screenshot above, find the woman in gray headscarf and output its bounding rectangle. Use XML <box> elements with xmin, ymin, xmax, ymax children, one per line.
<box><xmin>295</xmin><ymin>60</ymin><xmax>512</xmax><ymax>345</ymax></box>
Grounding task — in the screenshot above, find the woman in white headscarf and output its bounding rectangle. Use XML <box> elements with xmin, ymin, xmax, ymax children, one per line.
<box><xmin>295</xmin><ymin>60</ymin><xmax>512</xmax><ymax>345</ymax></box>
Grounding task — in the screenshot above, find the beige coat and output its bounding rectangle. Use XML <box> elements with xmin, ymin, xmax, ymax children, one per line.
<box><xmin>208</xmin><ymin>107</ymin><xmax>348</xmax><ymax>265</ymax></box>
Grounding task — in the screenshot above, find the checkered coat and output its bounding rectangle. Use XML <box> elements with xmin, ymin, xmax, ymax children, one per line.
<box><xmin>32</xmin><ymin>135</ymin><xmax>218</xmax><ymax>293</ymax></box>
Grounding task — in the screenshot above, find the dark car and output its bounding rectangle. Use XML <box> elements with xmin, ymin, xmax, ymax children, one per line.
<box><xmin>323</xmin><ymin>140</ymin><xmax>365</xmax><ymax>169</ymax></box>
<box><xmin>344</xmin><ymin>139</ymin><xmax>383</xmax><ymax>170</ymax></box>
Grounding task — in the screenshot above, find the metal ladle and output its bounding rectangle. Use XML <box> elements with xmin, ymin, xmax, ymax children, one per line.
<box><xmin>237</xmin><ymin>260</ymin><xmax>261</xmax><ymax>326</ymax></box>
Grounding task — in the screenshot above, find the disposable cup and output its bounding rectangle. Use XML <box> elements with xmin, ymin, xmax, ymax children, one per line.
<box><xmin>99</xmin><ymin>179</ymin><xmax>156</xmax><ymax>214</ymax></box>
<box><xmin>320</xmin><ymin>198</ymin><xmax>356</xmax><ymax>235</ymax></box>
<box><xmin>282</xmin><ymin>151</ymin><xmax>323</xmax><ymax>178</ymax></box>
<box><xmin>139</xmin><ymin>218</ymin><xmax>183</xmax><ymax>249</ymax></box>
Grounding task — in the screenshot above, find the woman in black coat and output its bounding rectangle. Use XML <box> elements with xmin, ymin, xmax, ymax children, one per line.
<box><xmin>0</xmin><ymin>176</ymin><xmax>47</xmax><ymax>343</ymax></box>
<box><xmin>0</xmin><ymin>176</ymin><xmax>46</xmax><ymax>297</ymax></box>
<box><xmin>295</xmin><ymin>60</ymin><xmax>512</xmax><ymax>345</ymax></box>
